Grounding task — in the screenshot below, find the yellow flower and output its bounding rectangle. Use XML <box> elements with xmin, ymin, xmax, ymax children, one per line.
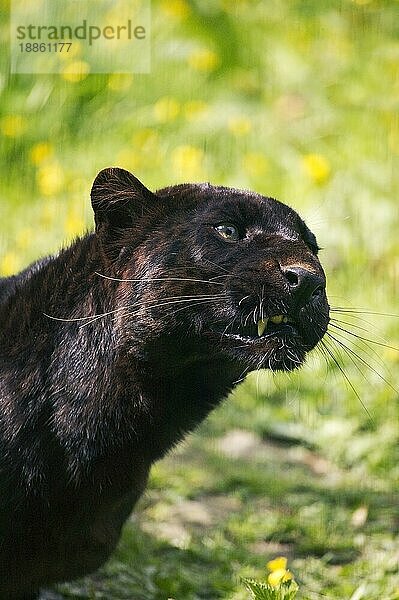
<box><xmin>132</xmin><ymin>128</ymin><xmax>159</xmax><ymax>150</ymax></box>
<box><xmin>108</xmin><ymin>74</ymin><xmax>134</xmax><ymax>91</ymax></box>
<box><xmin>187</xmin><ymin>49</ymin><xmax>219</xmax><ymax>72</ymax></box>
<box><xmin>37</xmin><ymin>161</ymin><xmax>65</xmax><ymax>196</ymax></box>
<box><xmin>61</xmin><ymin>61</ymin><xmax>90</xmax><ymax>82</ymax></box>
<box><xmin>267</xmin><ymin>568</ymin><xmax>293</xmax><ymax>587</ymax></box>
<box><xmin>29</xmin><ymin>142</ymin><xmax>54</xmax><ymax>165</ymax></box>
<box><xmin>266</xmin><ymin>556</ymin><xmax>288</xmax><ymax>572</ymax></box>
<box><xmin>242</xmin><ymin>152</ymin><xmax>269</xmax><ymax>178</ymax></box>
<box><xmin>0</xmin><ymin>115</ymin><xmax>27</xmax><ymax>137</ymax></box>
<box><xmin>183</xmin><ymin>100</ymin><xmax>209</xmax><ymax>122</ymax></box>
<box><xmin>160</xmin><ymin>0</ymin><xmax>190</xmax><ymax>19</ymax></box>
<box><xmin>171</xmin><ymin>145</ymin><xmax>204</xmax><ymax>180</ymax></box>
<box><xmin>302</xmin><ymin>153</ymin><xmax>331</xmax><ymax>185</ymax></box>
<box><xmin>154</xmin><ymin>97</ymin><xmax>180</xmax><ymax>122</ymax></box>
<box><xmin>65</xmin><ymin>210</ymin><xmax>85</xmax><ymax>238</ymax></box>
<box><xmin>228</xmin><ymin>116</ymin><xmax>252</xmax><ymax>136</ymax></box>
<box><xmin>266</xmin><ymin>556</ymin><xmax>294</xmax><ymax>588</ymax></box>
<box><xmin>0</xmin><ymin>252</ymin><xmax>20</xmax><ymax>276</ymax></box>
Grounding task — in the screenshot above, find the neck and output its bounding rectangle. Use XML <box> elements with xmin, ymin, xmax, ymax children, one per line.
<box><xmin>1</xmin><ymin>235</ymin><xmax>240</xmax><ymax>488</ymax></box>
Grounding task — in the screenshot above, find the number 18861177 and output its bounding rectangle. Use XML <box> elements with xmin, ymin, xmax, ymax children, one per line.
<box><xmin>19</xmin><ymin>42</ymin><xmax>72</xmax><ymax>52</ymax></box>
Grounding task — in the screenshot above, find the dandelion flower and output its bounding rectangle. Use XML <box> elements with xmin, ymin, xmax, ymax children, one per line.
<box><xmin>184</xmin><ymin>100</ymin><xmax>209</xmax><ymax>122</ymax></box>
<box><xmin>154</xmin><ymin>97</ymin><xmax>180</xmax><ymax>122</ymax></box>
<box><xmin>171</xmin><ymin>145</ymin><xmax>204</xmax><ymax>180</ymax></box>
<box><xmin>266</xmin><ymin>556</ymin><xmax>294</xmax><ymax>588</ymax></box>
<box><xmin>132</xmin><ymin>128</ymin><xmax>159</xmax><ymax>150</ymax></box>
<box><xmin>160</xmin><ymin>0</ymin><xmax>190</xmax><ymax>19</ymax></box>
<box><xmin>108</xmin><ymin>74</ymin><xmax>133</xmax><ymax>92</ymax></box>
<box><xmin>187</xmin><ymin>49</ymin><xmax>219</xmax><ymax>72</ymax></box>
<box><xmin>65</xmin><ymin>210</ymin><xmax>85</xmax><ymax>238</ymax></box>
<box><xmin>267</xmin><ymin>568</ymin><xmax>293</xmax><ymax>587</ymax></box>
<box><xmin>61</xmin><ymin>61</ymin><xmax>90</xmax><ymax>82</ymax></box>
<box><xmin>29</xmin><ymin>142</ymin><xmax>54</xmax><ymax>165</ymax></box>
<box><xmin>1</xmin><ymin>115</ymin><xmax>27</xmax><ymax>137</ymax></box>
<box><xmin>228</xmin><ymin>116</ymin><xmax>252</xmax><ymax>136</ymax></box>
<box><xmin>302</xmin><ymin>153</ymin><xmax>331</xmax><ymax>185</ymax></box>
<box><xmin>266</xmin><ymin>556</ymin><xmax>288</xmax><ymax>572</ymax></box>
<box><xmin>37</xmin><ymin>162</ymin><xmax>65</xmax><ymax>196</ymax></box>
<box><xmin>0</xmin><ymin>252</ymin><xmax>20</xmax><ymax>277</ymax></box>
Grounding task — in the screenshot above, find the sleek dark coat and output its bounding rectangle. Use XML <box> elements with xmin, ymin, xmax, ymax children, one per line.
<box><xmin>0</xmin><ymin>168</ymin><xmax>329</xmax><ymax>598</ymax></box>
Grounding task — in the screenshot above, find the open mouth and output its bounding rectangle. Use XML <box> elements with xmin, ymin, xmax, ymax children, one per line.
<box><xmin>210</xmin><ymin>314</ymin><xmax>299</xmax><ymax>342</ymax></box>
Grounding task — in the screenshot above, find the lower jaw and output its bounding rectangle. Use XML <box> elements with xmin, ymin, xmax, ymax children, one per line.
<box><xmin>232</xmin><ymin>348</ymin><xmax>306</xmax><ymax>372</ymax></box>
<box><xmin>209</xmin><ymin>333</ymin><xmax>307</xmax><ymax>372</ymax></box>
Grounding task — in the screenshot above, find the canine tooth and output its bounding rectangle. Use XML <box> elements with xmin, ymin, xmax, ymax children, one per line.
<box><xmin>270</xmin><ymin>315</ymin><xmax>283</xmax><ymax>324</ymax></box>
<box><xmin>257</xmin><ymin>318</ymin><xmax>268</xmax><ymax>337</ymax></box>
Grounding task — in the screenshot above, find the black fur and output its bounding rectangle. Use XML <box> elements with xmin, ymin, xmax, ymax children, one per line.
<box><xmin>0</xmin><ymin>168</ymin><xmax>329</xmax><ymax>597</ymax></box>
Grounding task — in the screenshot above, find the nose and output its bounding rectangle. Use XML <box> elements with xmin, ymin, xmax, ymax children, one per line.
<box><xmin>282</xmin><ymin>265</ymin><xmax>325</xmax><ymax>305</ymax></box>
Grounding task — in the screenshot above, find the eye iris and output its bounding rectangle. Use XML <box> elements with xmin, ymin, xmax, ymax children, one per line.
<box><xmin>215</xmin><ymin>224</ymin><xmax>238</xmax><ymax>240</ymax></box>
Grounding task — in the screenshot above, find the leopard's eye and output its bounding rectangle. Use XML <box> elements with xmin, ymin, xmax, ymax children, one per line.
<box><xmin>214</xmin><ymin>223</ymin><xmax>240</xmax><ymax>241</ymax></box>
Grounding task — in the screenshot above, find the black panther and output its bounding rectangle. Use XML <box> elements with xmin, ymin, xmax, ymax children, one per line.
<box><xmin>0</xmin><ymin>168</ymin><xmax>329</xmax><ymax>597</ymax></box>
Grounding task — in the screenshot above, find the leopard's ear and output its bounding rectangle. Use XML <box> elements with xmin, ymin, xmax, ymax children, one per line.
<box><xmin>91</xmin><ymin>167</ymin><xmax>157</xmax><ymax>230</ymax></box>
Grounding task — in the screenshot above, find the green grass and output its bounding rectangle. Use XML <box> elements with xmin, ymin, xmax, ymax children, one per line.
<box><xmin>1</xmin><ymin>0</ymin><xmax>399</xmax><ymax>598</ymax></box>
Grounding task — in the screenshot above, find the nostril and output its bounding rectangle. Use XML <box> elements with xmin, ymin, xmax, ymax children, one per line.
<box><xmin>284</xmin><ymin>269</ymin><xmax>300</xmax><ymax>287</ymax></box>
<box><xmin>282</xmin><ymin>265</ymin><xmax>325</xmax><ymax>304</ymax></box>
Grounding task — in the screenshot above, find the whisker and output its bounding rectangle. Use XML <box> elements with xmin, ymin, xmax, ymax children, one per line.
<box><xmin>326</xmin><ymin>332</ymin><xmax>398</xmax><ymax>394</ymax></box>
<box><xmin>329</xmin><ymin>312</ymin><xmax>378</xmax><ymax>331</ymax></box>
<box><xmin>260</xmin><ymin>285</ymin><xmax>265</xmax><ymax>321</ymax></box>
<box><xmin>208</xmin><ymin>275</ymin><xmax>229</xmax><ymax>281</ymax></box>
<box><xmin>252</xmin><ymin>306</ymin><xmax>258</xmax><ymax>325</ymax></box>
<box><xmin>330</xmin><ymin>317</ymin><xmax>379</xmax><ymax>337</ymax></box>
<box><xmin>331</xmin><ymin>307</ymin><xmax>399</xmax><ymax>318</ymax></box>
<box><xmin>233</xmin><ymin>363</ymin><xmax>252</xmax><ymax>385</ymax></box>
<box><xmin>200</xmin><ymin>314</ymin><xmax>242</xmax><ymax>348</ymax></box>
<box><xmin>43</xmin><ymin>312</ymin><xmax>103</xmax><ymax>323</ymax></box>
<box><xmin>44</xmin><ymin>293</ymin><xmax>226</xmax><ymax>324</ymax></box>
<box><xmin>329</xmin><ymin>322</ymin><xmax>399</xmax><ymax>353</ymax></box>
<box><xmin>328</xmin><ymin>323</ymin><xmax>386</xmax><ymax>370</ymax></box>
<box><xmin>315</xmin><ymin>342</ymin><xmax>334</xmax><ymax>374</ymax></box>
<box><xmin>330</xmin><ymin>312</ymin><xmax>399</xmax><ymax>345</ymax></box>
<box><xmin>95</xmin><ymin>271</ymin><xmax>225</xmax><ymax>286</ymax></box>
<box><xmin>320</xmin><ymin>339</ymin><xmax>374</xmax><ymax>421</ymax></box>
<box><xmin>238</xmin><ymin>295</ymin><xmax>251</xmax><ymax>307</ymax></box>
<box><xmin>79</xmin><ymin>294</ymin><xmax>228</xmax><ymax>329</ymax></box>
<box><xmin>244</xmin><ymin>310</ymin><xmax>252</xmax><ymax>327</ymax></box>
<box><xmin>219</xmin><ymin>315</ymin><xmax>239</xmax><ymax>341</ymax></box>
<box><xmin>134</xmin><ymin>297</ymin><xmax>225</xmax><ymax>320</ymax></box>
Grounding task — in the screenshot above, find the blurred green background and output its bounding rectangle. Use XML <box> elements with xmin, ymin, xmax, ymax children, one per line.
<box><xmin>1</xmin><ymin>0</ymin><xmax>399</xmax><ymax>598</ymax></box>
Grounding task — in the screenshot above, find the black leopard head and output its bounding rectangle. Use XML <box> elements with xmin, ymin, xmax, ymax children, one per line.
<box><xmin>91</xmin><ymin>168</ymin><xmax>330</xmax><ymax>372</ymax></box>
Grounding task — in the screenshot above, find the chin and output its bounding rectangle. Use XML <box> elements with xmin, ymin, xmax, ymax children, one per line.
<box><xmin>206</xmin><ymin>313</ymin><xmax>323</xmax><ymax>372</ymax></box>
<box><xmin>219</xmin><ymin>334</ymin><xmax>308</xmax><ymax>372</ymax></box>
